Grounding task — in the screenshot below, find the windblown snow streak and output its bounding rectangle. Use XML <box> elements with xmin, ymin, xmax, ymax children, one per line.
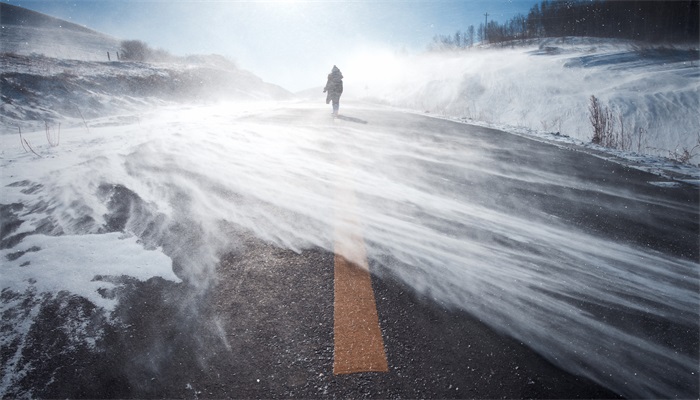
<box><xmin>1</xmin><ymin>103</ymin><xmax>697</xmax><ymax>398</ymax></box>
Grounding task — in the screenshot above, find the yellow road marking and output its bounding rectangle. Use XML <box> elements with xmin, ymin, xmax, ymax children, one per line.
<box><xmin>333</xmin><ymin>190</ymin><xmax>389</xmax><ymax>375</ymax></box>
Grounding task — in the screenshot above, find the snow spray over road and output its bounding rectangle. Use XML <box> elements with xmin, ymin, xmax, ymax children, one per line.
<box><xmin>1</xmin><ymin>102</ymin><xmax>697</xmax><ymax>398</ymax></box>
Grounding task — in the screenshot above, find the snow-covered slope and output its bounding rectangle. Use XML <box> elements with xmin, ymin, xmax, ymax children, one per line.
<box><xmin>347</xmin><ymin>37</ymin><xmax>700</xmax><ymax>164</ymax></box>
<box><xmin>0</xmin><ymin>2</ymin><xmax>121</xmax><ymax>60</ymax></box>
<box><xmin>0</xmin><ymin>52</ymin><xmax>292</xmax><ymax>133</ymax></box>
<box><xmin>0</xmin><ymin>4</ymin><xmax>291</xmax><ymax>133</ymax></box>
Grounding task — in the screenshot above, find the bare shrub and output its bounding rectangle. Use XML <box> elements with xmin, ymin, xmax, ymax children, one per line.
<box><xmin>45</xmin><ymin>121</ymin><xmax>60</xmax><ymax>147</ymax></box>
<box><xmin>616</xmin><ymin>113</ymin><xmax>632</xmax><ymax>151</ymax></box>
<box><xmin>636</xmin><ymin>127</ymin><xmax>646</xmax><ymax>154</ymax></box>
<box><xmin>589</xmin><ymin>95</ymin><xmax>631</xmax><ymax>150</ymax></box>
<box><xmin>119</xmin><ymin>40</ymin><xmax>174</xmax><ymax>63</ymax></box>
<box><xmin>18</xmin><ymin>126</ymin><xmax>41</xmax><ymax>157</ymax></box>
<box><xmin>74</xmin><ymin>104</ymin><xmax>90</xmax><ymax>134</ymax></box>
<box><xmin>120</xmin><ymin>40</ymin><xmax>150</xmax><ymax>62</ymax></box>
<box><xmin>588</xmin><ymin>95</ymin><xmax>607</xmax><ymax>145</ymax></box>
<box><xmin>668</xmin><ymin>135</ymin><xmax>700</xmax><ymax>165</ymax></box>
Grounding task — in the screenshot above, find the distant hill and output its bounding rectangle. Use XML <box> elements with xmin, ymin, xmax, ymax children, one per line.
<box><xmin>0</xmin><ymin>3</ymin><xmax>292</xmax><ymax>132</ymax></box>
<box><xmin>0</xmin><ymin>2</ymin><xmax>121</xmax><ymax>61</ymax></box>
<box><xmin>1</xmin><ymin>2</ymin><xmax>98</xmax><ymax>34</ymax></box>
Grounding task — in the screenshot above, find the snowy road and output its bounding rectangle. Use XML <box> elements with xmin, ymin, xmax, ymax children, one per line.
<box><xmin>1</xmin><ymin>103</ymin><xmax>698</xmax><ymax>398</ymax></box>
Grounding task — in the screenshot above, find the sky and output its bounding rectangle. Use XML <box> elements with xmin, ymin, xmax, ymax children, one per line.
<box><xmin>4</xmin><ymin>0</ymin><xmax>539</xmax><ymax>91</ymax></box>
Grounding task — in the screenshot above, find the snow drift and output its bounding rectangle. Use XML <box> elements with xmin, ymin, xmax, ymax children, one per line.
<box><xmin>346</xmin><ymin>38</ymin><xmax>700</xmax><ymax>164</ymax></box>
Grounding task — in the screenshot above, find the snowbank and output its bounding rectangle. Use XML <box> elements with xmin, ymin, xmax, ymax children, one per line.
<box><xmin>347</xmin><ymin>37</ymin><xmax>700</xmax><ymax>164</ymax></box>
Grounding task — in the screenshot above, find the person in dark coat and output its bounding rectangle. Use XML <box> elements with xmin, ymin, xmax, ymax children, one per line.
<box><xmin>323</xmin><ymin>65</ymin><xmax>343</xmax><ymax>116</ymax></box>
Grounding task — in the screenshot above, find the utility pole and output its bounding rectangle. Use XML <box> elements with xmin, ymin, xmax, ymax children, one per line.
<box><xmin>484</xmin><ymin>12</ymin><xmax>489</xmax><ymax>42</ymax></box>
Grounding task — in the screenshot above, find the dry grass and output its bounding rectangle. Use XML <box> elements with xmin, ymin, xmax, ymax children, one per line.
<box><xmin>18</xmin><ymin>126</ymin><xmax>41</xmax><ymax>157</ymax></box>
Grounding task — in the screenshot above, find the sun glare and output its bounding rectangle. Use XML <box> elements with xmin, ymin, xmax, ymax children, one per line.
<box><xmin>346</xmin><ymin>48</ymin><xmax>405</xmax><ymax>88</ymax></box>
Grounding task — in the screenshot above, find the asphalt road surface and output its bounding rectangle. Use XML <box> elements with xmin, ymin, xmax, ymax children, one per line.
<box><xmin>6</xmin><ymin>105</ymin><xmax>698</xmax><ymax>399</ymax></box>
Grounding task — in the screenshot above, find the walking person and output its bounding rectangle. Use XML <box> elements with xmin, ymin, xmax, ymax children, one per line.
<box><xmin>323</xmin><ymin>65</ymin><xmax>343</xmax><ymax>116</ymax></box>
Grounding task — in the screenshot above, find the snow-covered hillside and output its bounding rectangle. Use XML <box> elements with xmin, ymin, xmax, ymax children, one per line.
<box><xmin>0</xmin><ymin>52</ymin><xmax>291</xmax><ymax>133</ymax></box>
<box><xmin>346</xmin><ymin>37</ymin><xmax>700</xmax><ymax>164</ymax></box>
<box><xmin>0</xmin><ymin>3</ymin><xmax>291</xmax><ymax>133</ymax></box>
<box><xmin>1</xmin><ymin>2</ymin><xmax>121</xmax><ymax>60</ymax></box>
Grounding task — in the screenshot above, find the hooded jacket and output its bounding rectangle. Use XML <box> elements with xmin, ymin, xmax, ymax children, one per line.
<box><xmin>324</xmin><ymin>65</ymin><xmax>343</xmax><ymax>95</ymax></box>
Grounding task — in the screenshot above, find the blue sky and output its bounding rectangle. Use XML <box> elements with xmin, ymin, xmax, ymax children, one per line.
<box><xmin>6</xmin><ymin>0</ymin><xmax>539</xmax><ymax>91</ymax></box>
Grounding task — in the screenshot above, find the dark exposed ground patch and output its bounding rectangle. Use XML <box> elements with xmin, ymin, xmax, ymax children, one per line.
<box><xmin>0</xmin><ymin>202</ymin><xmax>26</xmax><ymax>249</ymax></box>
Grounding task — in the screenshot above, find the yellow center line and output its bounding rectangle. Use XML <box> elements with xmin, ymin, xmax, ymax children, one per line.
<box><xmin>333</xmin><ymin>187</ymin><xmax>389</xmax><ymax>375</ymax></box>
